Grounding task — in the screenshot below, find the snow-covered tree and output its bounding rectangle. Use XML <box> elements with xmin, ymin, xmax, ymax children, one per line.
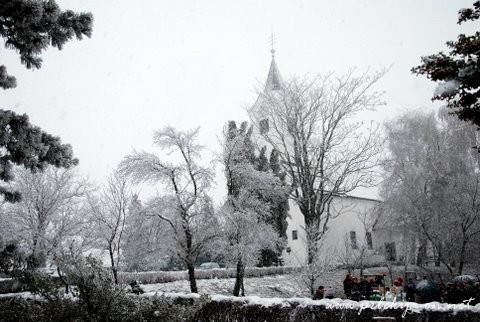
<box><xmin>121</xmin><ymin>195</ymin><xmax>174</xmax><ymax>272</ymax></box>
<box><xmin>223</xmin><ymin>121</ymin><xmax>289</xmax><ymax>267</ymax></box>
<box><xmin>118</xmin><ymin>127</ymin><xmax>216</xmax><ymax>293</ymax></box>
<box><xmin>88</xmin><ymin>174</ymin><xmax>132</xmax><ymax>284</ymax></box>
<box><xmin>219</xmin><ymin>121</ymin><xmax>287</xmax><ymax>296</ymax></box>
<box><xmin>0</xmin><ymin>110</ymin><xmax>79</xmax><ymax>202</ymax></box>
<box><xmin>0</xmin><ymin>0</ymin><xmax>93</xmax><ymax>89</ymax></box>
<box><xmin>412</xmin><ymin>1</ymin><xmax>480</xmax><ymax>128</ymax></box>
<box><xmin>382</xmin><ymin>108</ymin><xmax>480</xmax><ymax>274</ymax></box>
<box><xmin>249</xmin><ymin>72</ymin><xmax>386</xmax><ymax>265</ymax></box>
<box><xmin>1</xmin><ymin>166</ymin><xmax>88</xmax><ymax>268</ymax></box>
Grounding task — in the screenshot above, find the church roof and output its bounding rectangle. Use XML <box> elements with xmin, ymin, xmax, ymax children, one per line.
<box><xmin>264</xmin><ymin>52</ymin><xmax>283</xmax><ymax>92</ymax></box>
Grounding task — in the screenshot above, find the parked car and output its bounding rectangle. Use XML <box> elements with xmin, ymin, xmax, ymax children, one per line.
<box><xmin>199</xmin><ymin>262</ymin><xmax>220</xmax><ymax>270</ymax></box>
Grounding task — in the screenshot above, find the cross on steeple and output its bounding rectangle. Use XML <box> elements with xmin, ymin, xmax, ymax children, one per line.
<box><xmin>270</xmin><ymin>32</ymin><xmax>276</xmax><ymax>57</ymax></box>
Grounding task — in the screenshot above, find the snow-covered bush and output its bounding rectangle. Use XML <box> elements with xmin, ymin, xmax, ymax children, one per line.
<box><xmin>191</xmin><ymin>296</ymin><xmax>480</xmax><ymax>322</ymax></box>
<box><xmin>1</xmin><ymin>255</ymin><xmax>209</xmax><ymax>321</ymax></box>
<box><xmin>119</xmin><ymin>266</ymin><xmax>300</xmax><ymax>285</ymax></box>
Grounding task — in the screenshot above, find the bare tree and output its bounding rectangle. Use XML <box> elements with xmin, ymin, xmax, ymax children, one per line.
<box><xmin>249</xmin><ymin>70</ymin><xmax>386</xmax><ymax>264</ymax></box>
<box><xmin>88</xmin><ymin>174</ymin><xmax>131</xmax><ymax>284</ymax></box>
<box><xmin>1</xmin><ymin>166</ymin><xmax>88</xmax><ymax>268</ymax></box>
<box><xmin>118</xmin><ymin>126</ymin><xmax>215</xmax><ymax>293</ymax></box>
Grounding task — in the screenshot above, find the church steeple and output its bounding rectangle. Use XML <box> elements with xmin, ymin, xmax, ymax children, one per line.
<box><xmin>264</xmin><ymin>34</ymin><xmax>283</xmax><ymax>92</ymax></box>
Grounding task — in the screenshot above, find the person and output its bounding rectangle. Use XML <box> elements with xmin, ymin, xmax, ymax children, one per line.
<box><xmin>130</xmin><ymin>280</ymin><xmax>144</xmax><ymax>295</ymax></box>
<box><xmin>313</xmin><ymin>286</ymin><xmax>325</xmax><ymax>300</ymax></box>
<box><xmin>343</xmin><ymin>274</ymin><xmax>353</xmax><ymax>299</ymax></box>
<box><xmin>374</xmin><ymin>275</ymin><xmax>385</xmax><ymax>287</ymax></box>
<box><xmin>359</xmin><ymin>276</ymin><xmax>369</xmax><ymax>300</ymax></box>
<box><xmin>324</xmin><ymin>286</ymin><xmax>334</xmax><ymax>299</ymax></box>
<box><xmin>350</xmin><ymin>277</ymin><xmax>362</xmax><ymax>301</ymax></box>
<box><xmin>384</xmin><ymin>286</ymin><xmax>394</xmax><ymax>302</ymax></box>
<box><xmin>406</xmin><ymin>278</ymin><xmax>415</xmax><ymax>302</ymax></box>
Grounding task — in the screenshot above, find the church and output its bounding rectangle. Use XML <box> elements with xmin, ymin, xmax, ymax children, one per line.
<box><xmin>248</xmin><ymin>49</ymin><xmax>386</xmax><ymax>267</ymax></box>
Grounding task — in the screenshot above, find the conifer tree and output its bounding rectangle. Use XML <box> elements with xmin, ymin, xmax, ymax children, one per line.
<box><xmin>221</xmin><ymin>121</ymin><xmax>287</xmax><ymax>295</ymax></box>
<box><xmin>0</xmin><ymin>0</ymin><xmax>93</xmax><ymax>89</ymax></box>
<box><xmin>412</xmin><ymin>1</ymin><xmax>480</xmax><ymax>127</ymax></box>
<box><xmin>0</xmin><ymin>110</ymin><xmax>78</xmax><ymax>202</ymax></box>
<box><xmin>226</xmin><ymin>121</ymin><xmax>289</xmax><ymax>267</ymax></box>
<box><xmin>0</xmin><ymin>1</ymin><xmax>90</xmax><ymax>201</ymax></box>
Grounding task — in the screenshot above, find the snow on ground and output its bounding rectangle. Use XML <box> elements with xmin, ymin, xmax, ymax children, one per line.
<box><xmin>141</xmin><ymin>274</ymin><xmax>310</xmax><ymax>298</ymax></box>
<box><xmin>0</xmin><ymin>292</ymin><xmax>35</xmax><ymax>299</ymax></box>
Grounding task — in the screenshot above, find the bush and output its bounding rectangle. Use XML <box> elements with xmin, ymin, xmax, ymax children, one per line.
<box><xmin>0</xmin><ymin>294</ymin><xmax>209</xmax><ymax>322</ymax></box>
<box><xmin>0</xmin><ymin>241</ymin><xmax>26</xmax><ymax>274</ymax></box>
<box><xmin>1</xmin><ymin>255</ymin><xmax>209</xmax><ymax>321</ymax></box>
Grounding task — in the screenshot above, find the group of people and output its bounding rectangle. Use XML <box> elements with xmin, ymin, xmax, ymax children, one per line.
<box><xmin>341</xmin><ymin>274</ymin><xmax>480</xmax><ymax>304</ymax></box>
<box><xmin>441</xmin><ymin>281</ymin><xmax>480</xmax><ymax>304</ymax></box>
<box><xmin>342</xmin><ymin>274</ymin><xmax>406</xmax><ymax>301</ymax></box>
<box><xmin>343</xmin><ymin>274</ymin><xmax>392</xmax><ymax>301</ymax></box>
<box><xmin>406</xmin><ymin>276</ymin><xmax>480</xmax><ymax>304</ymax></box>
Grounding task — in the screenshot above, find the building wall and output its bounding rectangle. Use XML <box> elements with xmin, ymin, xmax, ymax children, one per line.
<box><xmin>372</xmin><ymin>223</ymin><xmax>422</xmax><ymax>265</ymax></box>
<box><xmin>282</xmin><ymin>195</ymin><xmax>381</xmax><ymax>266</ymax></box>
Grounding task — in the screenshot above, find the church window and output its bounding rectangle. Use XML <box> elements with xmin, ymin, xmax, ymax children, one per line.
<box><xmin>292</xmin><ymin>230</ymin><xmax>298</xmax><ymax>240</ymax></box>
<box><xmin>366</xmin><ymin>232</ymin><xmax>373</xmax><ymax>249</ymax></box>
<box><xmin>350</xmin><ymin>231</ymin><xmax>357</xmax><ymax>249</ymax></box>
<box><xmin>385</xmin><ymin>242</ymin><xmax>397</xmax><ymax>261</ymax></box>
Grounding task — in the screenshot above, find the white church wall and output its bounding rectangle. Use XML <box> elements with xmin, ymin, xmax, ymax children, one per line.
<box><xmin>283</xmin><ymin>195</ymin><xmax>381</xmax><ymax>267</ymax></box>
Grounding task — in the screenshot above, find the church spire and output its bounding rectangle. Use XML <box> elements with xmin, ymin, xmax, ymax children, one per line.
<box><xmin>264</xmin><ymin>33</ymin><xmax>283</xmax><ymax>92</ymax></box>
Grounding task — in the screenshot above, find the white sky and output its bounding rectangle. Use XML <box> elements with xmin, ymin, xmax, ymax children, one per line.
<box><xmin>1</xmin><ymin>0</ymin><xmax>477</xmax><ymax>202</ymax></box>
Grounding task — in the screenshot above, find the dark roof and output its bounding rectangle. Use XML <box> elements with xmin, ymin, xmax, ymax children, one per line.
<box><xmin>264</xmin><ymin>56</ymin><xmax>283</xmax><ymax>92</ymax></box>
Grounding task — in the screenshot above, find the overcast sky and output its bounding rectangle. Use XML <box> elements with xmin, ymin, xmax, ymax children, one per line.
<box><xmin>1</xmin><ymin>0</ymin><xmax>477</xmax><ymax>202</ymax></box>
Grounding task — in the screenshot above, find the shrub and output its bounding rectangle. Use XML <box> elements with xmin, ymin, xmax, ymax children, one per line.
<box><xmin>0</xmin><ymin>241</ymin><xmax>26</xmax><ymax>274</ymax></box>
<box><xmin>2</xmin><ymin>255</ymin><xmax>209</xmax><ymax>321</ymax></box>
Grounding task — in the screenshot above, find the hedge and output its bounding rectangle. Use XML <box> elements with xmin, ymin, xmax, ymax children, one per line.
<box><xmin>119</xmin><ymin>266</ymin><xmax>301</xmax><ymax>284</ymax></box>
<box><xmin>2</xmin><ymin>292</ymin><xmax>480</xmax><ymax>321</ymax></box>
<box><xmin>0</xmin><ymin>278</ymin><xmax>23</xmax><ymax>294</ymax></box>
<box><xmin>189</xmin><ymin>296</ymin><xmax>480</xmax><ymax>322</ymax></box>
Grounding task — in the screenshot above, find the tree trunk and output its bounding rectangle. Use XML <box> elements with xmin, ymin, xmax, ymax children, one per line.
<box><xmin>57</xmin><ymin>266</ymin><xmax>69</xmax><ymax>293</ymax></box>
<box><xmin>108</xmin><ymin>245</ymin><xmax>118</xmax><ymax>284</ymax></box>
<box><xmin>309</xmin><ymin>271</ymin><xmax>315</xmax><ymax>296</ymax></box>
<box><xmin>306</xmin><ymin>228</ymin><xmax>318</xmax><ymax>265</ymax></box>
<box><xmin>29</xmin><ymin>232</ymin><xmax>47</xmax><ymax>268</ymax></box>
<box><xmin>187</xmin><ymin>261</ymin><xmax>198</xmax><ymax>293</ymax></box>
<box><xmin>458</xmin><ymin>239</ymin><xmax>468</xmax><ymax>275</ymax></box>
<box><xmin>416</xmin><ymin>235</ymin><xmax>427</xmax><ymax>266</ymax></box>
<box><xmin>233</xmin><ymin>257</ymin><xmax>245</xmax><ymax>296</ymax></box>
<box><xmin>184</xmin><ymin>223</ymin><xmax>198</xmax><ymax>293</ymax></box>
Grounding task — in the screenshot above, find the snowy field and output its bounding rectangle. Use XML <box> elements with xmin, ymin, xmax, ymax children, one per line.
<box><xmin>140</xmin><ymin>273</ymin><xmax>346</xmax><ymax>298</ymax></box>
